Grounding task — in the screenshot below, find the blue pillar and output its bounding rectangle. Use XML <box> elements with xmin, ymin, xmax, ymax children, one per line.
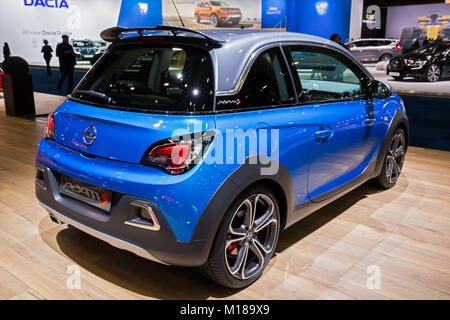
<box><xmin>287</xmin><ymin>0</ymin><xmax>299</xmax><ymax>33</ymax></box>
<box><xmin>287</xmin><ymin>0</ymin><xmax>351</xmax><ymax>41</ymax></box>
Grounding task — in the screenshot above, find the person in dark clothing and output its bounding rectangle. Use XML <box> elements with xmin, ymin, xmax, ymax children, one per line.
<box><xmin>56</xmin><ymin>35</ymin><xmax>76</xmax><ymax>94</ymax></box>
<box><xmin>434</xmin><ymin>36</ymin><xmax>443</xmax><ymax>45</ymax></box>
<box><xmin>41</xmin><ymin>40</ymin><xmax>53</xmax><ymax>76</ymax></box>
<box><xmin>330</xmin><ymin>33</ymin><xmax>346</xmax><ymax>48</ymax></box>
<box><xmin>3</xmin><ymin>42</ymin><xmax>11</xmax><ymax>60</ymax></box>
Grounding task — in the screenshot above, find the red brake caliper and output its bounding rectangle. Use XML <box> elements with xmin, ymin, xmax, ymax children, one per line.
<box><xmin>227</xmin><ymin>235</ymin><xmax>237</xmax><ymax>254</ymax></box>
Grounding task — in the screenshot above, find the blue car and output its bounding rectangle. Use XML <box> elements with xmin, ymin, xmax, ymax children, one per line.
<box><xmin>36</xmin><ymin>26</ymin><xmax>409</xmax><ymax>288</ymax></box>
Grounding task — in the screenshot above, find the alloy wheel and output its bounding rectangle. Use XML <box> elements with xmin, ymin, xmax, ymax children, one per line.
<box><xmin>426</xmin><ymin>65</ymin><xmax>440</xmax><ymax>82</ymax></box>
<box><xmin>225</xmin><ymin>194</ymin><xmax>278</xmax><ymax>280</ymax></box>
<box><xmin>385</xmin><ymin>131</ymin><xmax>406</xmax><ymax>184</ymax></box>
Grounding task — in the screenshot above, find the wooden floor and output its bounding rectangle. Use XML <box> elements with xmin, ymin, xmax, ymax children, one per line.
<box><xmin>0</xmin><ymin>100</ymin><xmax>449</xmax><ymax>300</ymax></box>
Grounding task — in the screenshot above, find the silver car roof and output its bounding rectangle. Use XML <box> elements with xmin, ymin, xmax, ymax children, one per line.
<box><xmin>197</xmin><ymin>29</ymin><xmax>367</xmax><ymax>93</ymax></box>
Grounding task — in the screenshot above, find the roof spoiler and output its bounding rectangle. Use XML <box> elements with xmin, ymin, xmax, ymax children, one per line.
<box><xmin>100</xmin><ymin>25</ymin><xmax>224</xmax><ymax>47</ymax></box>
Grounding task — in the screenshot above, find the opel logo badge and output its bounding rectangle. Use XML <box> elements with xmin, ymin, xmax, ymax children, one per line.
<box><xmin>83</xmin><ymin>126</ymin><xmax>97</xmax><ymax>146</ymax></box>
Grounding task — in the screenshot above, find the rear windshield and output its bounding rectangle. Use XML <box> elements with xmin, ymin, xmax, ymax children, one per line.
<box><xmin>72</xmin><ymin>44</ymin><xmax>215</xmax><ymax>113</ymax></box>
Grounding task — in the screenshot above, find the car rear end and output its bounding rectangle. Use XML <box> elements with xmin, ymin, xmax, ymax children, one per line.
<box><xmin>35</xmin><ymin>35</ymin><xmax>225</xmax><ymax>266</ymax></box>
<box><xmin>381</xmin><ymin>40</ymin><xmax>403</xmax><ymax>59</ymax></box>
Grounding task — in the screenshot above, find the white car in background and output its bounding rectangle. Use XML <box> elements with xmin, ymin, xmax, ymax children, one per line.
<box><xmin>346</xmin><ymin>39</ymin><xmax>403</xmax><ymax>63</ymax></box>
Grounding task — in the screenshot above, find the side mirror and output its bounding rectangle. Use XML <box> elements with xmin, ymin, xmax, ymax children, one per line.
<box><xmin>370</xmin><ymin>79</ymin><xmax>392</xmax><ymax>99</ymax></box>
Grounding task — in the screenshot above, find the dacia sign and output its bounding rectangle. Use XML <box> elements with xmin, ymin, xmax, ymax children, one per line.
<box><xmin>24</xmin><ymin>0</ymin><xmax>69</xmax><ymax>9</ymax></box>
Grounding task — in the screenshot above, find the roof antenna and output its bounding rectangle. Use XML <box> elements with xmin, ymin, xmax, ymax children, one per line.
<box><xmin>171</xmin><ymin>0</ymin><xmax>186</xmax><ymax>28</ymax></box>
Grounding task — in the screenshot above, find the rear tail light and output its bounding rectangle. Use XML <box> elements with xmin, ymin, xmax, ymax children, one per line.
<box><xmin>141</xmin><ymin>131</ymin><xmax>215</xmax><ymax>175</ymax></box>
<box><xmin>394</xmin><ymin>43</ymin><xmax>403</xmax><ymax>50</ymax></box>
<box><xmin>44</xmin><ymin>113</ymin><xmax>55</xmax><ymax>140</ymax></box>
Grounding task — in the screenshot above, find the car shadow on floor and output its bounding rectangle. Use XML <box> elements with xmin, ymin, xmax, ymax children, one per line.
<box><xmin>274</xmin><ymin>182</ymin><xmax>405</xmax><ymax>254</ymax></box>
<box><xmin>42</xmin><ymin>178</ymin><xmax>407</xmax><ymax>299</ymax></box>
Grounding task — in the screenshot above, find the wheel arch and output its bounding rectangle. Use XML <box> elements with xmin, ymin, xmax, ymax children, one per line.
<box><xmin>190</xmin><ymin>157</ymin><xmax>295</xmax><ymax>264</ymax></box>
<box><xmin>374</xmin><ymin>108</ymin><xmax>410</xmax><ymax>177</ymax></box>
<box><xmin>240</xmin><ymin>178</ymin><xmax>289</xmax><ymax>231</ymax></box>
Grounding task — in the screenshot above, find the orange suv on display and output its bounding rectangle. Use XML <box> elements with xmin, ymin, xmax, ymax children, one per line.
<box><xmin>194</xmin><ymin>1</ymin><xmax>242</xmax><ymax>27</ymax></box>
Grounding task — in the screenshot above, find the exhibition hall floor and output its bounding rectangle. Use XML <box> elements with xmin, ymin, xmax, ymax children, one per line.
<box><xmin>0</xmin><ymin>97</ymin><xmax>449</xmax><ymax>299</ymax></box>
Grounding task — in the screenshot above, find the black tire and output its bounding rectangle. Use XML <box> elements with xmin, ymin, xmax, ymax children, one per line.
<box><xmin>201</xmin><ymin>185</ymin><xmax>280</xmax><ymax>289</ymax></box>
<box><xmin>194</xmin><ymin>14</ymin><xmax>200</xmax><ymax>23</ymax></box>
<box><xmin>210</xmin><ymin>14</ymin><xmax>220</xmax><ymax>27</ymax></box>
<box><xmin>379</xmin><ymin>54</ymin><xmax>392</xmax><ymax>62</ymax></box>
<box><xmin>392</xmin><ymin>76</ymin><xmax>404</xmax><ymax>80</ymax></box>
<box><xmin>424</xmin><ymin>64</ymin><xmax>441</xmax><ymax>82</ymax></box>
<box><xmin>374</xmin><ymin>128</ymin><xmax>406</xmax><ymax>189</ymax></box>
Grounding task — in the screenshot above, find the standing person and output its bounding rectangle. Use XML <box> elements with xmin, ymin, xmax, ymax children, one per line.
<box><xmin>330</xmin><ymin>33</ymin><xmax>346</xmax><ymax>48</ymax></box>
<box><xmin>3</xmin><ymin>42</ymin><xmax>11</xmax><ymax>60</ymax></box>
<box><xmin>41</xmin><ymin>40</ymin><xmax>53</xmax><ymax>76</ymax></box>
<box><xmin>56</xmin><ymin>35</ymin><xmax>76</xmax><ymax>94</ymax></box>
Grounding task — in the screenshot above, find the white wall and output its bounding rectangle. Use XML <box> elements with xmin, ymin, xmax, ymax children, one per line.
<box><xmin>349</xmin><ymin>0</ymin><xmax>364</xmax><ymax>41</ymax></box>
<box><xmin>0</xmin><ymin>0</ymin><xmax>122</xmax><ymax>66</ymax></box>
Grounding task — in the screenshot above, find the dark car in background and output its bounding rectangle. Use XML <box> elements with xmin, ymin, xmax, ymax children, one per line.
<box><xmin>346</xmin><ymin>39</ymin><xmax>403</xmax><ymax>63</ymax></box>
<box><xmin>387</xmin><ymin>42</ymin><xmax>450</xmax><ymax>82</ymax></box>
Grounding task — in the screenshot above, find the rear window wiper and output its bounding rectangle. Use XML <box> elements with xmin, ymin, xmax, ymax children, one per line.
<box><xmin>72</xmin><ymin>90</ymin><xmax>117</xmax><ymax>105</ymax></box>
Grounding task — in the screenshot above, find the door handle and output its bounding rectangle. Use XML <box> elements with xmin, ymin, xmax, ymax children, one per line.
<box><xmin>315</xmin><ymin>129</ymin><xmax>333</xmax><ymax>142</ymax></box>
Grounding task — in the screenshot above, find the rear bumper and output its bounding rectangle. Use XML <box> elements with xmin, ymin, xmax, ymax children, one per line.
<box><xmin>36</xmin><ymin>165</ymin><xmax>213</xmax><ymax>266</ymax></box>
<box><xmin>35</xmin><ymin>139</ymin><xmax>229</xmax><ymax>267</ymax></box>
<box><xmin>40</xmin><ymin>202</ymin><xmax>166</xmax><ymax>264</ymax></box>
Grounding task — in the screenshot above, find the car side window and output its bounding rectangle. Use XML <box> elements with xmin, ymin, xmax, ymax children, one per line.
<box><xmin>286</xmin><ymin>46</ymin><xmax>368</xmax><ymax>103</ymax></box>
<box><xmin>216</xmin><ymin>47</ymin><xmax>296</xmax><ymax>111</ymax></box>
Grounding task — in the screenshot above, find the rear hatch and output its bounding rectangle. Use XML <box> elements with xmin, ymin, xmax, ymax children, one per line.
<box><xmin>55</xmin><ymin>41</ymin><xmax>216</xmax><ymax>164</ymax></box>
